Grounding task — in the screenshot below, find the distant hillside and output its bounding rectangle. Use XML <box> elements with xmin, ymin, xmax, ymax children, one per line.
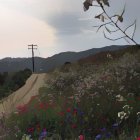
<box><xmin>0</xmin><ymin>45</ymin><xmax>128</xmax><ymax>73</ymax></box>
<box><xmin>78</xmin><ymin>45</ymin><xmax>140</xmax><ymax>65</ymax></box>
<box><xmin>0</xmin><ymin>57</ymin><xmax>46</xmax><ymax>73</ymax></box>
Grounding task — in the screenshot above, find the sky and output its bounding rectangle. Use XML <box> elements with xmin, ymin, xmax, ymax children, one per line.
<box><xmin>0</xmin><ymin>0</ymin><xmax>139</xmax><ymax>58</ymax></box>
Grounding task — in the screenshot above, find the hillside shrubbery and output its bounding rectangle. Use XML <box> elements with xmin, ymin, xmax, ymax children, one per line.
<box><xmin>4</xmin><ymin>47</ymin><xmax>140</xmax><ymax>139</ymax></box>
<box><xmin>0</xmin><ymin>68</ymin><xmax>32</xmax><ymax>99</ymax></box>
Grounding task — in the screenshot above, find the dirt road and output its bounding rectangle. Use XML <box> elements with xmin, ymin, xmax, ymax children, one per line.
<box><xmin>0</xmin><ymin>73</ymin><xmax>47</xmax><ymax>115</ymax></box>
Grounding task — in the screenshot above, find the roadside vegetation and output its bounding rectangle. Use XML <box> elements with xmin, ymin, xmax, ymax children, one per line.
<box><xmin>0</xmin><ymin>68</ymin><xmax>32</xmax><ymax>99</ymax></box>
<box><xmin>2</xmin><ymin>46</ymin><xmax>140</xmax><ymax>140</ymax></box>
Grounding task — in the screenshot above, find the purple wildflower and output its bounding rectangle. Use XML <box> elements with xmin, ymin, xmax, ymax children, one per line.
<box><xmin>100</xmin><ymin>127</ymin><xmax>106</xmax><ymax>132</ymax></box>
<box><xmin>95</xmin><ymin>134</ymin><xmax>102</xmax><ymax>140</ymax></box>
<box><xmin>106</xmin><ymin>132</ymin><xmax>111</xmax><ymax>138</ymax></box>
<box><xmin>39</xmin><ymin>129</ymin><xmax>47</xmax><ymax>140</ymax></box>
<box><xmin>112</xmin><ymin>123</ymin><xmax>119</xmax><ymax>128</ymax></box>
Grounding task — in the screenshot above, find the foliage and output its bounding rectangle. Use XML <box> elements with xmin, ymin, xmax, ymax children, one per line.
<box><xmin>83</xmin><ymin>0</ymin><xmax>139</xmax><ymax>45</ymax></box>
<box><xmin>0</xmin><ymin>68</ymin><xmax>32</xmax><ymax>99</ymax></box>
<box><xmin>4</xmin><ymin>47</ymin><xmax>140</xmax><ymax>139</ymax></box>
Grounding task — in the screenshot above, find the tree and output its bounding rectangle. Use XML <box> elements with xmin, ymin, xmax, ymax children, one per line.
<box><xmin>83</xmin><ymin>0</ymin><xmax>139</xmax><ymax>45</ymax></box>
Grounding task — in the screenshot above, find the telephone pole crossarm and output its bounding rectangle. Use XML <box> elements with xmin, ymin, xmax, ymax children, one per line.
<box><xmin>28</xmin><ymin>44</ymin><xmax>38</xmax><ymax>73</ymax></box>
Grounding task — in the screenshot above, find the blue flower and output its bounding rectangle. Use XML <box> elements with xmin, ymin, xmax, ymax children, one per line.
<box><xmin>95</xmin><ymin>134</ymin><xmax>102</xmax><ymax>140</ymax></box>
<box><xmin>106</xmin><ymin>132</ymin><xmax>111</xmax><ymax>138</ymax></box>
<box><xmin>112</xmin><ymin>123</ymin><xmax>119</xmax><ymax>128</ymax></box>
<box><xmin>100</xmin><ymin>127</ymin><xmax>106</xmax><ymax>132</ymax></box>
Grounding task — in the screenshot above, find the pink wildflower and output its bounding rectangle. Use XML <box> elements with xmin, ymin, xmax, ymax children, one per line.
<box><xmin>136</xmin><ymin>137</ymin><xmax>140</xmax><ymax>140</ymax></box>
<box><xmin>79</xmin><ymin>135</ymin><xmax>85</xmax><ymax>140</ymax></box>
<box><xmin>67</xmin><ymin>108</ymin><xmax>71</xmax><ymax>113</ymax></box>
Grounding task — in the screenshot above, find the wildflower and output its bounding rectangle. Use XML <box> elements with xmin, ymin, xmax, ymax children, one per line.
<box><xmin>79</xmin><ymin>134</ymin><xmax>85</xmax><ymax>140</ymax></box>
<box><xmin>39</xmin><ymin>103</ymin><xmax>45</xmax><ymax>110</ymax></box>
<box><xmin>123</xmin><ymin>105</ymin><xmax>129</xmax><ymax>109</ymax></box>
<box><xmin>67</xmin><ymin>108</ymin><xmax>71</xmax><ymax>113</ymax></box>
<box><xmin>137</xmin><ymin>112</ymin><xmax>140</xmax><ymax>116</ymax></box>
<box><xmin>27</xmin><ymin>127</ymin><xmax>34</xmax><ymax>133</ymax></box>
<box><xmin>136</xmin><ymin>137</ymin><xmax>140</xmax><ymax>140</ymax></box>
<box><xmin>79</xmin><ymin>111</ymin><xmax>84</xmax><ymax>116</ymax></box>
<box><xmin>106</xmin><ymin>132</ymin><xmax>111</xmax><ymax>138</ymax></box>
<box><xmin>71</xmin><ymin>124</ymin><xmax>77</xmax><ymax>128</ymax></box>
<box><xmin>112</xmin><ymin>123</ymin><xmax>119</xmax><ymax>128</ymax></box>
<box><xmin>116</xmin><ymin>94</ymin><xmax>126</xmax><ymax>101</ymax></box>
<box><xmin>95</xmin><ymin>134</ymin><xmax>102</xmax><ymax>140</ymax></box>
<box><xmin>118</xmin><ymin>111</ymin><xmax>126</xmax><ymax>120</ymax></box>
<box><xmin>73</xmin><ymin>108</ymin><xmax>78</xmax><ymax>115</ymax></box>
<box><xmin>100</xmin><ymin>127</ymin><xmax>106</xmax><ymax>132</ymax></box>
<box><xmin>39</xmin><ymin>128</ymin><xmax>47</xmax><ymax>140</ymax></box>
<box><xmin>16</xmin><ymin>104</ymin><xmax>28</xmax><ymax>113</ymax></box>
<box><xmin>21</xmin><ymin>134</ymin><xmax>31</xmax><ymax>140</ymax></box>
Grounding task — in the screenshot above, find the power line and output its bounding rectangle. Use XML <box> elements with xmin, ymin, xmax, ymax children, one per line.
<box><xmin>36</xmin><ymin>45</ymin><xmax>41</xmax><ymax>56</ymax></box>
<box><xmin>28</xmin><ymin>44</ymin><xmax>37</xmax><ymax>73</ymax></box>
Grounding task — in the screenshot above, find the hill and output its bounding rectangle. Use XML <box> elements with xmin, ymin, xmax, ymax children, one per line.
<box><xmin>0</xmin><ymin>45</ymin><xmax>128</xmax><ymax>73</ymax></box>
<box><xmin>78</xmin><ymin>45</ymin><xmax>140</xmax><ymax>64</ymax></box>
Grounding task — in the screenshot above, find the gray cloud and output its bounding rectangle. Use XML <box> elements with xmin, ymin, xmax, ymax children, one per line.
<box><xmin>48</xmin><ymin>13</ymin><xmax>92</xmax><ymax>35</ymax></box>
<box><xmin>0</xmin><ymin>0</ymin><xmax>140</xmax><ymax>59</ymax></box>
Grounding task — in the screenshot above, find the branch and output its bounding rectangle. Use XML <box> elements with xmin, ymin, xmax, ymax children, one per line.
<box><xmin>124</xmin><ymin>20</ymin><xmax>136</xmax><ymax>32</ymax></box>
<box><xmin>99</xmin><ymin>3</ymin><xmax>138</xmax><ymax>45</ymax></box>
<box><xmin>103</xmin><ymin>31</ymin><xmax>126</xmax><ymax>41</ymax></box>
<box><xmin>124</xmin><ymin>37</ymin><xmax>131</xmax><ymax>44</ymax></box>
<box><xmin>110</xmin><ymin>29</ymin><xmax>120</xmax><ymax>33</ymax></box>
<box><xmin>132</xmin><ymin>20</ymin><xmax>137</xmax><ymax>39</ymax></box>
<box><xmin>105</xmin><ymin>26</ymin><xmax>119</xmax><ymax>34</ymax></box>
<box><xmin>96</xmin><ymin>21</ymin><xmax>112</xmax><ymax>32</ymax></box>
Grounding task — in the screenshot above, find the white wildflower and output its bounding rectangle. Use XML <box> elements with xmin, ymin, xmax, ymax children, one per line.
<box><xmin>118</xmin><ymin>111</ymin><xmax>126</xmax><ymax>120</ymax></box>
<box><xmin>119</xmin><ymin>86</ymin><xmax>124</xmax><ymax>91</ymax></box>
<box><xmin>116</xmin><ymin>94</ymin><xmax>126</xmax><ymax>101</ymax></box>
<box><xmin>123</xmin><ymin>105</ymin><xmax>129</xmax><ymax>109</ymax></box>
<box><xmin>127</xmin><ymin>93</ymin><xmax>134</xmax><ymax>96</ymax></box>
<box><xmin>137</xmin><ymin>112</ymin><xmax>140</xmax><ymax>116</ymax></box>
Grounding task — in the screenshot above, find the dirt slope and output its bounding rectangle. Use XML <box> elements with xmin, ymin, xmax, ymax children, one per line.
<box><xmin>0</xmin><ymin>73</ymin><xmax>46</xmax><ymax>115</ymax></box>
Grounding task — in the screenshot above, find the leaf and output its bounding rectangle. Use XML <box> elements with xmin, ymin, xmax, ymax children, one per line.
<box><xmin>95</xmin><ymin>14</ymin><xmax>101</xmax><ymax>19</ymax></box>
<box><xmin>95</xmin><ymin>14</ymin><xmax>105</xmax><ymax>22</ymax></box>
<box><xmin>101</xmin><ymin>15</ymin><xmax>105</xmax><ymax>22</ymax></box>
<box><xmin>121</xmin><ymin>4</ymin><xmax>126</xmax><ymax>17</ymax></box>
<box><xmin>87</xmin><ymin>0</ymin><xmax>93</xmax><ymax>5</ymax></box>
<box><xmin>118</xmin><ymin>16</ymin><xmax>123</xmax><ymax>22</ymax></box>
<box><xmin>102</xmin><ymin>0</ymin><xmax>110</xmax><ymax>6</ymax></box>
<box><xmin>96</xmin><ymin>0</ymin><xmax>100</xmax><ymax>3</ymax></box>
<box><xmin>83</xmin><ymin>0</ymin><xmax>93</xmax><ymax>11</ymax></box>
<box><xmin>116</xmin><ymin>4</ymin><xmax>125</xmax><ymax>22</ymax></box>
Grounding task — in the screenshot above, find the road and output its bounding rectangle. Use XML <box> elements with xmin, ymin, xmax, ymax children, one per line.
<box><xmin>0</xmin><ymin>73</ymin><xmax>47</xmax><ymax>115</ymax></box>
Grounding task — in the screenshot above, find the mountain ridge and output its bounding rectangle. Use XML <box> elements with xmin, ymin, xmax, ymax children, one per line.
<box><xmin>0</xmin><ymin>45</ymin><xmax>129</xmax><ymax>72</ymax></box>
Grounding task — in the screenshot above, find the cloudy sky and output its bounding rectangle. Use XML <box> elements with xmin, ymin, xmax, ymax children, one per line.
<box><xmin>0</xmin><ymin>0</ymin><xmax>139</xmax><ymax>58</ymax></box>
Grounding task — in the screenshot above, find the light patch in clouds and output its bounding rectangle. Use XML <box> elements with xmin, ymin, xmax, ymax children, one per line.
<box><xmin>0</xmin><ymin>5</ymin><xmax>56</xmax><ymax>58</ymax></box>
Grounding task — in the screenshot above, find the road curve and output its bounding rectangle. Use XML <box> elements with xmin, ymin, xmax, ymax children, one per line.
<box><xmin>0</xmin><ymin>73</ymin><xmax>47</xmax><ymax>115</ymax></box>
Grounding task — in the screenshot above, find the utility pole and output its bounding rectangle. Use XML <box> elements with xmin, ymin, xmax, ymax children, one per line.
<box><xmin>28</xmin><ymin>44</ymin><xmax>37</xmax><ymax>73</ymax></box>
